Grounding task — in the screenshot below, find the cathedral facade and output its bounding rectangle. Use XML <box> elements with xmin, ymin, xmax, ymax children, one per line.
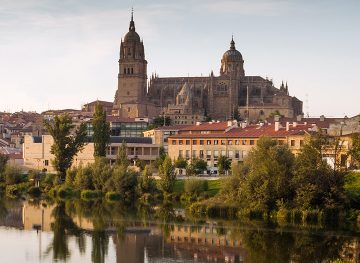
<box><xmin>113</xmin><ymin>14</ymin><xmax>303</xmax><ymax>124</ymax></box>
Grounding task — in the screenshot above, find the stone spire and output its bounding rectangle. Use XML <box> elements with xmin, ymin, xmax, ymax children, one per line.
<box><xmin>230</xmin><ymin>35</ymin><xmax>235</xmax><ymax>50</ymax></box>
<box><xmin>129</xmin><ymin>8</ymin><xmax>135</xmax><ymax>31</ymax></box>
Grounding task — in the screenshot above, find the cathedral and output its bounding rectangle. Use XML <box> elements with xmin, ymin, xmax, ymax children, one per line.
<box><xmin>113</xmin><ymin>12</ymin><xmax>303</xmax><ymax>124</ymax></box>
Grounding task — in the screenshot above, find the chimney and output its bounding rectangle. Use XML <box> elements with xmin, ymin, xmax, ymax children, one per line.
<box><xmin>286</xmin><ymin>122</ymin><xmax>290</xmax><ymax>131</ymax></box>
<box><xmin>320</xmin><ymin>115</ymin><xmax>325</xmax><ymax>122</ymax></box>
<box><xmin>293</xmin><ymin>122</ymin><xmax>297</xmax><ymax>128</ymax></box>
<box><xmin>275</xmin><ymin>121</ymin><xmax>280</xmax><ymax>131</ymax></box>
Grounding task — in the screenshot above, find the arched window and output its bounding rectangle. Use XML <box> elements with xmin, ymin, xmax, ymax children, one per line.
<box><xmin>131</xmin><ymin>68</ymin><xmax>134</xmax><ymax>74</ymax></box>
<box><xmin>127</xmin><ymin>68</ymin><xmax>130</xmax><ymax>74</ymax></box>
<box><xmin>124</xmin><ymin>68</ymin><xmax>126</xmax><ymax>74</ymax></box>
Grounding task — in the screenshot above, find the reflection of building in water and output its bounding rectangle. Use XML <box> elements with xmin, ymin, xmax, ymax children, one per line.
<box><xmin>22</xmin><ymin>202</ymin><xmax>53</xmax><ymax>231</ymax></box>
<box><xmin>0</xmin><ymin>202</ymin><xmax>23</xmax><ymax>229</ymax></box>
<box><xmin>341</xmin><ymin>240</ymin><xmax>360</xmax><ymax>263</ymax></box>
<box><xmin>167</xmin><ymin>222</ymin><xmax>247</xmax><ymax>262</ymax></box>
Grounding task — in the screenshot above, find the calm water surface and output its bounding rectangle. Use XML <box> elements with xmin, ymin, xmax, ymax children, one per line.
<box><xmin>0</xmin><ymin>198</ymin><xmax>359</xmax><ymax>263</ymax></box>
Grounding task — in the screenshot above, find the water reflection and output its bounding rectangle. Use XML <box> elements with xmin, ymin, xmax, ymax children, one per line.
<box><xmin>0</xmin><ymin>198</ymin><xmax>359</xmax><ymax>262</ymax></box>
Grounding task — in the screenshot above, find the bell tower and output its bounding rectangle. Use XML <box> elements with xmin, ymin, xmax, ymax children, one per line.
<box><xmin>113</xmin><ymin>10</ymin><xmax>148</xmax><ymax>117</ymax></box>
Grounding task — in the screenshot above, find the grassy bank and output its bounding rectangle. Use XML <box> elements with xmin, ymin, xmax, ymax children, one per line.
<box><xmin>174</xmin><ymin>179</ymin><xmax>222</xmax><ymax>197</ymax></box>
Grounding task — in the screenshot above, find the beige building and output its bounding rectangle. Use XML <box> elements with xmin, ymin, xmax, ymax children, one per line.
<box><xmin>23</xmin><ymin>135</ymin><xmax>160</xmax><ymax>172</ymax></box>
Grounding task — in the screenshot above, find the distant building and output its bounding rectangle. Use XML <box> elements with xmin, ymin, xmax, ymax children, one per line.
<box><xmin>82</xmin><ymin>100</ymin><xmax>114</xmax><ymax>115</ymax></box>
<box><xmin>113</xmin><ymin>12</ymin><xmax>303</xmax><ymax>122</ymax></box>
<box><xmin>23</xmin><ymin>135</ymin><xmax>160</xmax><ymax>172</ymax></box>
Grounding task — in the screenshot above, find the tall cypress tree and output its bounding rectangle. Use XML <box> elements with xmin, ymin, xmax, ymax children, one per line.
<box><xmin>92</xmin><ymin>104</ymin><xmax>111</xmax><ymax>157</ymax></box>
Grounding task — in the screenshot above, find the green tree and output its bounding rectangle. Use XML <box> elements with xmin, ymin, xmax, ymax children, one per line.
<box><xmin>74</xmin><ymin>165</ymin><xmax>93</xmax><ymax>190</ymax></box>
<box><xmin>4</xmin><ymin>165</ymin><xmax>24</xmax><ymax>185</ymax></box>
<box><xmin>92</xmin><ymin>104</ymin><xmax>110</xmax><ymax>157</ymax></box>
<box><xmin>192</xmin><ymin>158</ymin><xmax>208</xmax><ymax>175</ymax></box>
<box><xmin>217</xmin><ymin>155</ymin><xmax>231</xmax><ymax>176</ymax></box>
<box><xmin>0</xmin><ymin>153</ymin><xmax>9</xmax><ymax>182</ymax></box>
<box><xmin>107</xmin><ymin>166</ymin><xmax>138</xmax><ymax>203</ymax></box>
<box><xmin>92</xmin><ymin>157</ymin><xmax>113</xmax><ymax>191</ymax></box>
<box><xmin>234</xmin><ymin>137</ymin><xmax>295</xmax><ymax>214</ymax></box>
<box><xmin>232</xmin><ymin>107</ymin><xmax>241</xmax><ymax>121</ymax></box>
<box><xmin>174</xmin><ymin>156</ymin><xmax>187</xmax><ymax>169</ymax></box>
<box><xmin>115</xmin><ymin>141</ymin><xmax>129</xmax><ymax>168</ymax></box>
<box><xmin>349</xmin><ymin>133</ymin><xmax>360</xmax><ymax>167</ymax></box>
<box><xmin>158</xmin><ymin>156</ymin><xmax>175</xmax><ymax>193</ymax></box>
<box><xmin>44</xmin><ymin>114</ymin><xmax>88</xmax><ymax>180</ymax></box>
<box><xmin>292</xmin><ymin>134</ymin><xmax>346</xmax><ymax>209</ymax></box>
<box><xmin>137</xmin><ymin>165</ymin><xmax>156</xmax><ymax>196</ymax></box>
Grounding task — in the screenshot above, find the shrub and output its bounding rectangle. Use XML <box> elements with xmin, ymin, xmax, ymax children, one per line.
<box><xmin>184</xmin><ymin>179</ymin><xmax>208</xmax><ymax>195</ymax></box>
<box><xmin>28</xmin><ymin>186</ymin><xmax>42</xmax><ymax>197</ymax></box>
<box><xmin>5</xmin><ymin>182</ymin><xmax>31</xmax><ymax>197</ymax></box>
<box><xmin>57</xmin><ymin>186</ymin><xmax>74</xmax><ymax>199</ymax></box>
<box><xmin>105</xmin><ymin>192</ymin><xmax>122</xmax><ymax>201</ymax></box>
<box><xmin>4</xmin><ymin>165</ymin><xmax>24</xmax><ymax>185</ymax></box>
<box><xmin>81</xmin><ymin>190</ymin><xmax>102</xmax><ymax>200</ymax></box>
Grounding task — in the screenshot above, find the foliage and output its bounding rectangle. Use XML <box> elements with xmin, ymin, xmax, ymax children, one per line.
<box><xmin>115</xmin><ymin>141</ymin><xmax>129</xmax><ymax>168</ymax></box>
<box><xmin>184</xmin><ymin>179</ymin><xmax>208</xmax><ymax>195</ymax></box>
<box><xmin>349</xmin><ymin>133</ymin><xmax>360</xmax><ymax>166</ymax></box>
<box><xmin>28</xmin><ymin>186</ymin><xmax>42</xmax><ymax>197</ymax></box>
<box><xmin>44</xmin><ymin>114</ymin><xmax>88</xmax><ymax>179</ymax></box>
<box><xmin>153</xmin><ymin>147</ymin><xmax>166</xmax><ymax>169</ymax></box>
<box><xmin>0</xmin><ymin>153</ymin><xmax>9</xmax><ymax>181</ymax></box>
<box><xmin>74</xmin><ymin>165</ymin><xmax>93</xmax><ymax>190</ymax></box>
<box><xmin>232</xmin><ymin>107</ymin><xmax>241</xmax><ymax>121</ymax></box>
<box><xmin>158</xmin><ymin>156</ymin><xmax>176</xmax><ymax>193</ymax></box>
<box><xmin>231</xmin><ymin>137</ymin><xmax>295</xmax><ymax>214</ymax></box>
<box><xmin>91</xmin><ymin>157</ymin><xmax>112</xmax><ymax>191</ymax></box>
<box><xmin>292</xmin><ymin>134</ymin><xmax>346</xmax><ymax>210</ymax></box>
<box><xmin>137</xmin><ymin>165</ymin><xmax>157</xmax><ymax>197</ymax></box>
<box><xmin>81</xmin><ymin>190</ymin><xmax>103</xmax><ymax>200</ymax></box>
<box><xmin>153</xmin><ymin>116</ymin><xmax>171</xmax><ymax>127</ymax></box>
<box><xmin>344</xmin><ymin>172</ymin><xmax>360</xmax><ymax>208</ymax></box>
<box><xmin>105</xmin><ymin>192</ymin><xmax>122</xmax><ymax>201</ymax></box>
<box><xmin>92</xmin><ymin>104</ymin><xmax>111</xmax><ymax>157</ymax></box>
<box><xmin>192</xmin><ymin>158</ymin><xmax>208</xmax><ymax>175</ymax></box>
<box><xmin>217</xmin><ymin>155</ymin><xmax>231</xmax><ymax>175</ymax></box>
<box><xmin>4</xmin><ymin>165</ymin><xmax>24</xmax><ymax>185</ymax></box>
<box><xmin>174</xmin><ymin>156</ymin><xmax>187</xmax><ymax>169</ymax></box>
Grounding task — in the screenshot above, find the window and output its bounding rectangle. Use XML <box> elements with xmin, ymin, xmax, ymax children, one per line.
<box><xmin>44</xmin><ymin>160</ymin><xmax>49</xmax><ymax>166</ymax></box>
<box><xmin>200</xmin><ymin>140</ymin><xmax>204</xmax><ymax>145</ymax></box>
<box><xmin>214</xmin><ymin>140</ymin><xmax>219</xmax><ymax>145</ymax></box>
<box><xmin>186</xmin><ymin>150</ymin><xmax>190</xmax><ymax>159</ymax></box>
<box><xmin>192</xmin><ymin>150</ymin><xmax>197</xmax><ymax>157</ymax></box>
<box><xmin>127</xmin><ymin>68</ymin><xmax>130</xmax><ymax>74</ymax></box>
<box><xmin>172</xmin><ymin>140</ymin><xmax>176</xmax><ymax>145</ymax></box>
<box><xmin>131</xmin><ymin>68</ymin><xmax>134</xmax><ymax>74</ymax></box>
<box><xmin>186</xmin><ymin>140</ymin><xmax>190</xmax><ymax>145</ymax></box>
<box><xmin>250</xmin><ymin>140</ymin><xmax>255</xmax><ymax>145</ymax></box>
<box><xmin>228</xmin><ymin>150</ymin><xmax>233</xmax><ymax>158</ymax></box>
<box><xmin>179</xmin><ymin>150</ymin><xmax>183</xmax><ymax>157</ymax></box>
<box><xmin>235</xmin><ymin>140</ymin><xmax>239</xmax><ymax>145</ymax></box>
<box><xmin>300</xmin><ymin>140</ymin><xmax>304</xmax><ymax>147</ymax></box>
<box><xmin>179</xmin><ymin>140</ymin><xmax>183</xmax><ymax>145</ymax></box>
<box><xmin>221</xmin><ymin>150</ymin><xmax>226</xmax><ymax>156</ymax></box>
<box><xmin>228</xmin><ymin>140</ymin><xmax>233</xmax><ymax>145</ymax></box>
<box><xmin>124</xmin><ymin>68</ymin><xmax>126</xmax><ymax>74</ymax></box>
<box><xmin>242</xmin><ymin>140</ymin><xmax>247</xmax><ymax>145</ymax></box>
<box><xmin>214</xmin><ymin>150</ymin><xmax>219</xmax><ymax>159</ymax></box>
<box><xmin>200</xmin><ymin>150</ymin><xmax>204</xmax><ymax>158</ymax></box>
<box><xmin>235</xmin><ymin>151</ymin><xmax>240</xmax><ymax>159</ymax></box>
<box><xmin>291</xmin><ymin>140</ymin><xmax>295</xmax><ymax>147</ymax></box>
<box><xmin>206</xmin><ymin>150</ymin><xmax>211</xmax><ymax>160</ymax></box>
<box><xmin>221</xmin><ymin>140</ymin><xmax>226</xmax><ymax>145</ymax></box>
<box><xmin>192</xmin><ymin>140</ymin><xmax>197</xmax><ymax>145</ymax></box>
<box><xmin>207</xmin><ymin>140</ymin><xmax>211</xmax><ymax>145</ymax></box>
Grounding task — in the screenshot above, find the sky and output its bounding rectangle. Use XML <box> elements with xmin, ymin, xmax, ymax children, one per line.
<box><xmin>0</xmin><ymin>0</ymin><xmax>359</xmax><ymax>117</ymax></box>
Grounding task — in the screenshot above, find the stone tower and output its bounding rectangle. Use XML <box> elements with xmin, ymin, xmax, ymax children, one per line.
<box><xmin>220</xmin><ymin>37</ymin><xmax>245</xmax><ymax>78</ymax></box>
<box><xmin>113</xmin><ymin>11</ymin><xmax>148</xmax><ymax>117</ymax></box>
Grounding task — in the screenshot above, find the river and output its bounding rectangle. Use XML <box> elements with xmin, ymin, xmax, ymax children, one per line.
<box><xmin>0</xmin><ymin>198</ymin><xmax>359</xmax><ymax>263</ymax></box>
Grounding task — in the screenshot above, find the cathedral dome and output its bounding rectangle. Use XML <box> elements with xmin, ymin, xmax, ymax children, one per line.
<box><xmin>222</xmin><ymin>37</ymin><xmax>243</xmax><ymax>62</ymax></box>
<box><xmin>123</xmin><ymin>11</ymin><xmax>140</xmax><ymax>43</ymax></box>
<box><xmin>124</xmin><ymin>31</ymin><xmax>140</xmax><ymax>42</ymax></box>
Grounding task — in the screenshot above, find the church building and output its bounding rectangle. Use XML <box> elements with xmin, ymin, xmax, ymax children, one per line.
<box><xmin>113</xmin><ymin>12</ymin><xmax>303</xmax><ymax>124</ymax></box>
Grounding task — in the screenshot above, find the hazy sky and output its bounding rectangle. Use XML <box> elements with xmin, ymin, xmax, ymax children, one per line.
<box><xmin>0</xmin><ymin>0</ymin><xmax>359</xmax><ymax>117</ymax></box>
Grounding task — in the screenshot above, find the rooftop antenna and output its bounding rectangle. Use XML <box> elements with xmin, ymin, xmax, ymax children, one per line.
<box><xmin>305</xmin><ymin>93</ymin><xmax>309</xmax><ymax>117</ymax></box>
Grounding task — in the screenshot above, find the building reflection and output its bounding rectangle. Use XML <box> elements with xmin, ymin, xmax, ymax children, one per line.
<box><xmin>12</xmin><ymin>201</ymin><xmax>360</xmax><ymax>263</ymax></box>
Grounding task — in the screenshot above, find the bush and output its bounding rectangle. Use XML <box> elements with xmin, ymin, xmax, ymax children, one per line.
<box><xmin>57</xmin><ymin>186</ymin><xmax>74</xmax><ymax>199</ymax></box>
<box><xmin>5</xmin><ymin>182</ymin><xmax>32</xmax><ymax>197</ymax></box>
<box><xmin>184</xmin><ymin>179</ymin><xmax>208</xmax><ymax>195</ymax></box>
<box><xmin>4</xmin><ymin>165</ymin><xmax>24</xmax><ymax>185</ymax></box>
<box><xmin>105</xmin><ymin>192</ymin><xmax>122</xmax><ymax>201</ymax></box>
<box><xmin>81</xmin><ymin>190</ymin><xmax>102</xmax><ymax>200</ymax></box>
<box><xmin>28</xmin><ymin>186</ymin><xmax>42</xmax><ymax>197</ymax></box>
